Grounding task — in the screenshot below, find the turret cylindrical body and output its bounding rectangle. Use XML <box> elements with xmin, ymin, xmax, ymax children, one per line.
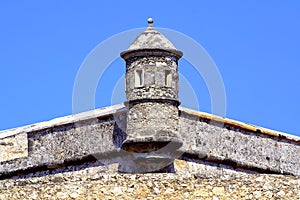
<box><xmin>121</xmin><ymin>49</ymin><xmax>182</xmax><ymax>153</ymax></box>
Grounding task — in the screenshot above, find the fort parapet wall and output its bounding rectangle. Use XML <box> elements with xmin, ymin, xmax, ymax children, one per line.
<box><xmin>0</xmin><ymin>104</ymin><xmax>299</xmax><ymax>179</ymax></box>
<box><xmin>179</xmin><ymin>108</ymin><xmax>300</xmax><ymax>176</ymax></box>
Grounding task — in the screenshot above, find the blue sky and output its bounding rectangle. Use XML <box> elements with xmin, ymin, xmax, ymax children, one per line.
<box><xmin>0</xmin><ymin>1</ymin><xmax>299</xmax><ymax>136</ymax></box>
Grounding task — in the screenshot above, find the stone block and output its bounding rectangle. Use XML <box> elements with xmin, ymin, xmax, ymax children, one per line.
<box><xmin>0</xmin><ymin>132</ymin><xmax>28</xmax><ymax>162</ymax></box>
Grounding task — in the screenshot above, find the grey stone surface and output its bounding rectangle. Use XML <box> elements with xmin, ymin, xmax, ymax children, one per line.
<box><xmin>178</xmin><ymin>109</ymin><xmax>300</xmax><ymax>176</ymax></box>
<box><xmin>121</xmin><ymin>24</ymin><xmax>183</xmax><ymax>159</ymax></box>
<box><xmin>128</xmin><ymin>26</ymin><xmax>177</xmax><ymax>51</ymax></box>
<box><xmin>127</xmin><ymin>102</ymin><xmax>179</xmax><ymax>140</ymax></box>
<box><xmin>0</xmin><ymin>104</ymin><xmax>299</xmax><ymax>177</ymax></box>
<box><xmin>0</xmin><ymin>108</ymin><xmax>126</xmax><ymax>177</ymax></box>
<box><xmin>125</xmin><ymin>56</ymin><xmax>179</xmax><ymax>101</ymax></box>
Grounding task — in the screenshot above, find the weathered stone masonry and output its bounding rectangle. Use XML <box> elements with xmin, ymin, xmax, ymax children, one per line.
<box><xmin>179</xmin><ymin>108</ymin><xmax>300</xmax><ymax>176</ymax></box>
<box><xmin>0</xmin><ymin>104</ymin><xmax>299</xmax><ymax>199</ymax></box>
<box><xmin>1</xmin><ymin>170</ymin><xmax>299</xmax><ymax>199</ymax></box>
<box><xmin>121</xmin><ymin>23</ymin><xmax>183</xmax><ymax>158</ymax></box>
<box><xmin>0</xmin><ymin>18</ymin><xmax>299</xmax><ymax>199</ymax></box>
<box><xmin>0</xmin><ymin>104</ymin><xmax>299</xmax><ymax>178</ymax></box>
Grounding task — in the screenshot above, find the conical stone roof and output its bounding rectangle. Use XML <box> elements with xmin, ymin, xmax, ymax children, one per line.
<box><xmin>121</xmin><ymin>18</ymin><xmax>182</xmax><ymax>59</ymax></box>
<box><xmin>128</xmin><ymin>19</ymin><xmax>177</xmax><ymax>50</ymax></box>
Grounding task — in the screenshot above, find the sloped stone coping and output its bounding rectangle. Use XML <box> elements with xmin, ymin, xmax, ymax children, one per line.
<box><xmin>179</xmin><ymin>107</ymin><xmax>300</xmax><ymax>144</ymax></box>
<box><xmin>0</xmin><ymin>104</ymin><xmax>126</xmax><ymax>139</ymax></box>
<box><xmin>1</xmin><ymin>104</ymin><xmax>299</xmax><ymax>142</ymax></box>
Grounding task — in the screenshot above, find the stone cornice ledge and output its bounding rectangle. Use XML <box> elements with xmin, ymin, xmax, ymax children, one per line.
<box><xmin>1</xmin><ymin>104</ymin><xmax>299</xmax><ymax>143</ymax></box>
<box><xmin>179</xmin><ymin>107</ymin><xmax>300</xmax><ymax>144</ymax></box>
<box><xmin>0</xmin><ymin>104</ymin><xmax>127</xmax><ymax>139</ymax></box>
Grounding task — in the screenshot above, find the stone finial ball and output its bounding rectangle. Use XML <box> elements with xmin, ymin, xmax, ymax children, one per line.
<box><xmin>147</xmin><ymin>18</ymin><xmax>153</xmax><ymax>24</ymax></box>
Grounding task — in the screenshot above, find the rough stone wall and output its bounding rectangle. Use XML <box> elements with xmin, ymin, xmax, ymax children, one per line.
<box><xmin>1</xmin><ymin>105</ymin><xmax>299</xmax><ymax>178</ymax></box>
<box><xmin>0</xmin><ymin>110</ymin><xmax>127</xmax><ymax>178</ymax></box>
<box><xmin>124</xmin><ymin>54</ymin><xmax>181</xmax><ymax>152</ymax></box>
<box><xmin>125</xmin><ymin>56</ymin><xmax>179</xmax><ymax>101</ymax></box>
<box><xmin>0</xmin><ymin>161</ymin><xmax>299</xmax><ymax>200</ymax></box>
<box><xmin>179</xmin><ymin>110</ymin><xmax>300</xmax><ymax>176</ymax></box>
<box><xmin>0</xmin><ymin>132</ymin><xmax>28</xmax><ymax>162</ymax></box>
<box><xmin>126</xmin><ymin>101</ymin><xmax>179</xmax><ymax>141</ymax></box>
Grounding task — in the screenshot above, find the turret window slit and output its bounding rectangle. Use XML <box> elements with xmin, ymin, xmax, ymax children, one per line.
<box><xmin>165</xmin><ymin>70</ymin><xmax>172</xmax><ymax>87</ymax></box>
<box><xmin>135</xmin><ymin>69</ymin><xmax>144</xmax><ymax>87</ymax></box>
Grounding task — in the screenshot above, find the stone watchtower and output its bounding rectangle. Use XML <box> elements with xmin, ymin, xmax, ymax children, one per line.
<box><xmin>0</xmin><ymin>18</ymin><xmax>300</xmax><ymax>199</ymax></box>
<box><xmin>120</xmin><ymin>18</ymin><xmax>183</xmax><ymax>172</ymax></box>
